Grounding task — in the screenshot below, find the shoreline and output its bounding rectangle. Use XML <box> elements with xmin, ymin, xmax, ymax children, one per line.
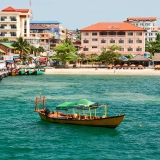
<box><xmin>44</xmin><ymin>68</ymin><xmax>160</xmax><ymax>75</ymax></box>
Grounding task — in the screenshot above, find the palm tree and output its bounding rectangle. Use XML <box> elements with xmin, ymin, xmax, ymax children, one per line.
<box><xmin>12</xmin><ymin>37</ymin><xmax>30</xmax><ymax>59</ymax></box>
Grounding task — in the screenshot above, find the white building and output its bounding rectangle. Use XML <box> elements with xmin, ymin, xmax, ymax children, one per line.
<box><xmin>0</xmin><ymin>6</ymin><xmax>39</xmax><ymax>45</ymax></box>
<box><xmin>124</xmin><ymin>17</ymin><xmax>159</xmax><ymax>41</ymax></box>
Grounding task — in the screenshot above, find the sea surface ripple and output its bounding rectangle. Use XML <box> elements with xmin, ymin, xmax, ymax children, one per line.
<box><xmin>0</xmin><ymin>75</ymin><xmax>160</xmax><ymax>160</ymax></box>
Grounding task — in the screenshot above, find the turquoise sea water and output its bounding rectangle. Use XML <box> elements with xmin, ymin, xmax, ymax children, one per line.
<box><xmin>0</xmin><ymin>75</ymin><xmax>160</xmax><ymax>160</ymax></box>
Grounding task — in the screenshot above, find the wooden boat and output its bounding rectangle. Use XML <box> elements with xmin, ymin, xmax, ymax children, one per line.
<box><xmin>19</xmin><ymin>70</ymin><xmax>26</xmax><ymax>75</ymax></box>
<box><xmin>32</xmin><ymin>70</ymin><xmax>44</xmax><ymax>75</ymax></box>
<box><xmin>26</xmin><ymin>70</ymin><xmax>33</xmax><ymax>75</ymax></box>
<box><xmin>10</xmin><ymin>69</ymin><xmax>19</xmax><ymax>76</ymax></box>
<box><xmin>34</xmin><ymin>95</ymin><xmax>125</xmax><ymax>128</ymax></box>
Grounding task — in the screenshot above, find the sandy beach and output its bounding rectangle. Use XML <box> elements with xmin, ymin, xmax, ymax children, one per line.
<box><xmin>45</xmin><ymin>68</ymin><xmax>160</xmax><ymax>75</ymax></box>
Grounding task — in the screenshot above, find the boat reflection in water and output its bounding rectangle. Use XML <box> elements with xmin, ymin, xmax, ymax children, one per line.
<box><xmin>34</xmin><ymin>95</ymin><xmax>125</xmax><ymax>129</ymax></box>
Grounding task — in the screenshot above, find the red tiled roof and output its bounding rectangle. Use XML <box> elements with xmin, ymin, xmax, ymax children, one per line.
<box><xmin>80</xmin><ymin>22</ymin><xmax>145</xmax><ymax>31</ymax></box>
<box><xmin>126</xmin><ymin>17</ymin><xmax>158</xmax><ymax>21</ymax></box>
<box><xmin>2</xmin><ymin>6</ymin><xmax>29</xmax><ymax>13</ymax></box>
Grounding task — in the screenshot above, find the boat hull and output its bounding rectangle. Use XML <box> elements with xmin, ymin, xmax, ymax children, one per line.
<box><xmin>19</xmin><ymin>70</ymin><xmax>26</xmax><ymax>75</ymax></box>
<box><xmin>38</xmin><ymin>112</ymin><xmax>125</xmax><ymax>128</ymax></box>
<box><xmin>33</xmin><ymin>70</ymin><xmax>44</xmax><ymax>75</ymax></box>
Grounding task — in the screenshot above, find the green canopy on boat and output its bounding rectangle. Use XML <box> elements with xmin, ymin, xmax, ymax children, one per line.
<box><xmin>56</xmin><ymin>99</ymin><xmax>96</xmax><ymax>110</ymax></box>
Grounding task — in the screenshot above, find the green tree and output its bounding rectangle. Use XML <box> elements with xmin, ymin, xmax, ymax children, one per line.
<box><xmin>156</xmin><ymin>33</ymin><xmax>160</xmax><ymax>41</ymax></box>
<box><xmin>99</xmin><ymin>45</ymin><xmax>120</xmax><ymax>66</ymax></box>
<box><xmin>145</xmin><ymin>41</ymin><xmax>160</xmax><ymax>56</ymax></box>
<box><xmin>145</xmin><ymin>33</ymin><xmax>160</xmax><ymax>56</ymax></box>
<box><xmin>76</xmin><ymin>53</ymin><xmax>86</xmax><ymax>67</ymax></box>
<box><xmin>88</xmin><ymin>53</ymin><xmax>99</xmax><ymax>67</ymax></box>
<box><xmin>0</xmin><ymin>38</ymin><xmax>9</xmax><ymax>42</ymax></box>
<box><xmin>54</xmin><ymin>38</ymin><xmax>77</xmax><ymax>65</ymax></box>
<box><xmin>12</xmin><ymin>37</ymin><xmax>30</xmax><ymax>59</ymax></box>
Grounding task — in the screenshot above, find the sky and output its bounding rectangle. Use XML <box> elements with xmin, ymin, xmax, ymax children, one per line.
<box><xmin>1</xmin><ymin>0</ymin><xmax>160</xmax><ymax>30</ymax></box>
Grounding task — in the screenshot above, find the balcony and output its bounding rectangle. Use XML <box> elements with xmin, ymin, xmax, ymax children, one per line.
<box><xmin>5</xmin><ymin>19</ymin><xmax>11</xmax><ymax>22</ymax></box>
<box><xmin>5</xmin><ymin>34</ymin><xmax>11</xmax><ymax>37</ymax></box>
<box><xmin>4</xmin><ymin>26</ymin><xmax>11</xmax><ymax>29</ymax></box>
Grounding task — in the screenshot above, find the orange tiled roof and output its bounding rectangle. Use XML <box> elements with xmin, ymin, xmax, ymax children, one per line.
<box><xmin>126</xmin><ymin>17</ymin><xmax>158</xmax><ymax>21</ymax></box>
<box><xmin>2</xmin><ymin>6</ymin><xmax>29</xmax><ymax>13</ymax></box>
<box><xmin>80</xmin><ymin>22</ymin><xmax>145</xmax><ymax>31</ymax></box>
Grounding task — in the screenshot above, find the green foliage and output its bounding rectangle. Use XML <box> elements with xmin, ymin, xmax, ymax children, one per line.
<box><xmin>54</xmin><ymin>38</ymin><xmax>77</xmax><ymax>64</ymax></box>
<box><xmin>145</xmin><ymin>41</ymin><xmax>160</xmax><ymax>56</ymax></box>
<box><xmin>99</xmin><ymin>45</ymin><xmax>121</xmax><ymax>65</ymax></box>
<box><xmin>0</xmin><ymin>38</ymin><xmax>9</xmax><ymax>42</ymax></box>
<box><xmin>145</xmin><ymin>33</ymin><xmax>160</xmax><ymax>56</ymax></box>
<box><xmin>124</xmin><ymin>54</ymin><xmax>133</xmax><ymax>59</ymax></box>
<box><xmin>12</xmin><ymin>37</ymin><xmax>30</xmax><ymax>59</ymax></box>
<box><xmin>156</xmin><ymin>33</ymin><xmax>160</xmax><ymax>41</ymax></box>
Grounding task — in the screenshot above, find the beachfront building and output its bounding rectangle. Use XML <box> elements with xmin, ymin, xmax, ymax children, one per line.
<box><xmin>124</xmin><ymin>17</ymin><xmax>159</xmax><ymax>41</ymax></box>
<box><xmin>80</xmin><ymin>22</ymin><xmax>146</xmax><ymax>55</ymax></box>
<box><xmin>0</xmin><ymin>6</ymin><xmax>37</xmax><ymax>43</ymax></box>
<box><xmin>0</xmin><ymin>42</ymin><xmax>19</xmax><ymax>61</ymax></box>
<box><xmin>25</xmin><ymin>24</ymin><xmax>54</xmax><ymax>50</ymax></box>
<box><xmin>30</xmin><ymin>21</ymin><xmax>61</xmax><ymax>39</ymax></box>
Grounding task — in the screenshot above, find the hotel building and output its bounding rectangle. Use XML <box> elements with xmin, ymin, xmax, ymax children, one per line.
<box><xmin>80</xmin><ymin>22</ymin><xmax>146</xmax><ymax>55</ymax></box>
<box><xmin>0</xmin><ymin>6</ymin><xmax>34</xmax><ymax>42</ymax></box>
<box><xmin>124</xmin><ymin>17</ymin><xmax>159</xmax><ymax>41</ymax></box>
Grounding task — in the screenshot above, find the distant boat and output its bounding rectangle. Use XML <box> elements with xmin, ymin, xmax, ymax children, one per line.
<box><xmin>34</xmin><ymin>95</ymin><xmax>125</xmax><ymax>129</ymax></box>
<box><xmin>26</xmin><ymin>70</ymin><xmax>33</xmax><ymax>75</ymax></box>
<box><xmin>32</xmin><ymin>70</ymin><xmax>44</xmax><ymax>75</ymax></box>
<box><xmin>19</xmin><ymin>70</ymin><xmax>26</xmax><ymax>75</ymax></box>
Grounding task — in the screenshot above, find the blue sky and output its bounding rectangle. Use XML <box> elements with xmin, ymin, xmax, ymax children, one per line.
<box><xmin>1</xmin><ymin>0</ymin><xmax>160</xmax><ymax>30</ymax></box>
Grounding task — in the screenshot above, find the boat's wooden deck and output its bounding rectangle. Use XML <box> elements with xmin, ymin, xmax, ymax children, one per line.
<box><xmin>38</xmin><ymin>110</ymin><xmax>103</xmax><ymax>120</ymax></box>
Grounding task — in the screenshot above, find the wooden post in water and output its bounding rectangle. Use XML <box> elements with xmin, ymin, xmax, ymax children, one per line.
<box><xmin>35</xmin><ymin>97</ymin><xmax>39</xmax><ymax>111</ymax></box>
<box><xmin>42</xmin><ymin>96</ymin><xmax>46</xmax><ymax>109</ymax></box>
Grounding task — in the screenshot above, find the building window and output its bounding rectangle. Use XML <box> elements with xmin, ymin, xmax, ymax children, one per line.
<box><xmin>92</xmin><ymin>38</ymin><xmax>98</xmax><ymax>41</ymax></box>
<box><xmin>137</xmin><ymin>32</ymin><xmax>142</xmax><ymax>36</ymax></box>
<box><xmin>10</xmin><ymin>24</ymin><xmax>16</xmax><ymax>29</ymax></box>
<box><xmin>110</xmin><ymin>39</ymin><xmax>115</xmax><ymax>43</ymax></box>
<box><xmin>10</xmin><ymin>32</ymin><xmax>16</xmax><ymax>36</ymax></box>
<box><xmin>83</xmin><ymin>32</ymin><xmax>89</xmax><ymax>36</ymax></box>
<box><xmin>128</xmin><ymin>32</ymin><xmax>133</xmax><ymax>36</ymax></box>
<box><xmin>92</xmin><ymin>46</ymin><xmax>97</xmax><ymax>48</ymax></box>
<box><xmin>101</xmin><ymin>40</ymin><xmax>106</xmax><ymax>43</ymax></box>
<box><xmin>128</xmin><ymin>39</ymin><xmax>133</xmax><ymax>43</ymax></box>
<box><xmin>136</xmin><ymin>48</ymin><xmax>142</xmax><ymax>51</ymax></box>
<box><xmin>10</xmin><ymin>16</ymin><xmax>17</xmax><ymax>21</ymax></box>
<box><xmin>119</xmin><ymin>48</ymin><xmax>124</xmax><ymax>51</ymax></box>
<box><xmin>0</xmin><ymin>24</ymin><xmax>7</xmax><ymax>29</ymax></box>
<box><xmin>83</xmin><ymin>48</ymin><xmax>89</xmax><ymax>51</ymax></box>
<box><xmin>0</xmin><ymin>32</ymin><xmax>7</xmax><ymax>36</ymax></box>
<box><xmin>145</xmin><ymin>33</ymin><xmax>147</xmax><ymax>36</ymax></box>
<box><xmin>92</xmin><ymin>32</ymin><xmax>97</xmax><ymax>36</ymax></box>
<box><xmin>119</xmin><ymin>39</ymin><xmax>124</xmax><ymax>43</ymax></box>
<box><xmin>136</xmin><ymin>40</ymin><xmax>142</xmax><ymax>43</ymax></box>
<box><xmin>128</xmin><ymin>48</ymin><xmax>133</xmax><ymax>51</ymax></box>
<box><xmin>83</xmin><ymin>40</ymin><xmax>89</xmax><ymax>43</ymax></box>
<box><xmin>1</xmin><ymin>16</ymin><xmax>7</xmax><ymax>21</ymax></box>
<box><xmin>99</xmin><ymin>32</ymin><xmax>107</xmax><ymax>36</ymax></box>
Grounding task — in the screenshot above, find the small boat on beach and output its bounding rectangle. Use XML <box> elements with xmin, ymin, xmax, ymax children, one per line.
<box><xmin>34</xmin><ymin>95</ymin><xmax>125</xmax><ymax>128</ymax></box>
<box><xmin>33</xmin><ymin>70</ymin><xmax>44</xmax><ymax>75</ymax></box>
